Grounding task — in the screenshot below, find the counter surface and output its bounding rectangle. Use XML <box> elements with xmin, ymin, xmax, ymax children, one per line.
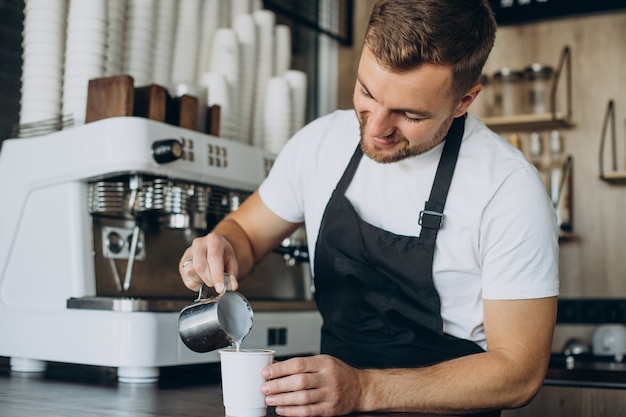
<box><xmin>3</xmin><ymin>355</ymin><xmax>624</xmax><ymax>416</ymax></box>
<box><xmin>0</xmin><ymin>357</ymin><xmax>479</xmax><ymax>417</ymax></box>
<box><xmin>545</xmin><ymin>354</ymin><xmax>626</xmax><ymax>389</ymax></box>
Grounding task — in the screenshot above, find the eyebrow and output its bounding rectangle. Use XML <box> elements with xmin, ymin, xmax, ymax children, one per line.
<box><xmin>357</xmin><ymin>77</ymin><xmax>433</xmax><ymax>118</ymax></box>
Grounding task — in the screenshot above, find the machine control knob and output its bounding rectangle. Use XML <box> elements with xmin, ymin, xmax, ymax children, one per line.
<box><xmin>106</xmin><ymin>231</ymin><xmax>125</xmax><ymax>254</ymax></box>
<box><xmin>152</xmin><ymin>139</ymin><xmax>183</xmax><ymax>164</ymax></box>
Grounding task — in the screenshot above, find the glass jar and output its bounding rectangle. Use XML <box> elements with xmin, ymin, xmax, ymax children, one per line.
<box><xmin>523</xmin><ymin>63</ymin><xmax>554</xmax><ymax>115</ymax></box>
<box><xmin>492</xmin><ymin>68</ymin><xmax>523</xmax><ymax>117</ymax></box>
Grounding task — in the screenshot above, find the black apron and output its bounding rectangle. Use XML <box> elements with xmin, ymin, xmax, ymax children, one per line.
<box><xmin>313</xmin><ymin>116</ymin><xmax>501</xmax><ymax>416</ymax></box>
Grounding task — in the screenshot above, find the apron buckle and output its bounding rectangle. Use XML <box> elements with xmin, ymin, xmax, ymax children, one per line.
<box><xmin>419</xmin><ymin>210</ymin><xmax>445</xmax><ymax>230</ymax></box>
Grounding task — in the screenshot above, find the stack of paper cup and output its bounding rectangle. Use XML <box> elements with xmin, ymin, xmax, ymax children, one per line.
<box><xmin>123</xmin><ymin>0</ymin><xmax>155</xmax><ymax>87</ymax></box>
<box><xmin>195</xmin><ymin>0</ymin><xmax>220</xmax><ymax>82</ymax></box>
<box><xmin>284</xmin><ymin>70</ymin><xmax>308</xmax><ymax>135</ymax></box>
<box><xmin>262</xmin><ymin>76</ymin><xmax>292</xmax><ymax>155</ymax></box>
<box><xmin>152</xmin><ymin>0</ymin><xmax>177</xmax><ymax>87</ymax></box>
<box><xmin>171</xmin><ymin>0</ymin><xmax>201</xmax><ymax>85</ymax></box>
<box><xmin>274</xmin><ymin>24</ymin><xmax>291</xmax><ymax>76</ymax></box>
<box><xmin>209</xmin><ymin>28</ymin><xmax>240</xmax><ymax>142</ymax></box>
<box><xmin>218</xmin><ymin>0</ymin><xmax>231</xmax><ymax>27</ymax></box>
<box><xmin>234</xmin><ymin>13</ymin><xmax>257</xmax><ymax>144</ymax></box>
<box><xmin>202</xmin><ymin>72</ymin><xmax>234</xmax><ymax>141</ymax></box>
<box><xmin>251</xmin><ymin>9</ymin><xmax>276</xmax><ymax>148</ymax></box>
<box><xmin>230</xmin><ymin>0</ymin><xmax>252</xmax><ymax>27</ymax></box>
<box><xmin>251</xmin><ymin>0</ymin><xmax>263</xmax><ymax>12</ymax></box>
<box><xmin>104</xmin><ymin>0</ymin><xmax>126</xmax><ymax>77</ymax></box>
<box><xmin>20</xmin><ymin>0</ymin><xmax>67</xmax><ymax>126</ymax></box>
<box><xmin>62</xmin><ymin>0</ymin><xmax>106</xmax><ymax>125</ymax></box>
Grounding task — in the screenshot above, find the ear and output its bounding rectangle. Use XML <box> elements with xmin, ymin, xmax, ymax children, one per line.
<box><xmin>452</xmin><ymin>83</ymin><xmax>483</xmax><ymax>118</ymax></box>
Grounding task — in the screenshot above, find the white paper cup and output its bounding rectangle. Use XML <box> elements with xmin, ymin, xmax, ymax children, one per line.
<box><xmin>22</xmin><ymin>30</ymin><xmax>65</xmax><ymax>45</ymax></box>
<box><xmin>24</xmin><ymin>0</ymin><xmax>66</xmax><ymax>11</ymax></box>
<box><xmin>67</xmin><ymin>0</ymin><xmax>106</xmax><ymax>21</ymax></box>
<box><xmin>23</xmin><ymin>9</ymin><xmax>66</xmax><ymax>23</ymax></box>
<box><xmin>219</xmin><ymin>349</ymin><xmax>275</xmax><ymax>417</ymax></box>
<box><xmin>274</xmin><ymin>25</ymin><xmax>292</xmax><ymax>76</ymax></box>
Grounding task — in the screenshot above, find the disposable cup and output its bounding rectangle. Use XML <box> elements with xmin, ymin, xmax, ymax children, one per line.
<box><xmin>21</xmin><ymin>88</ymin><xmax>62</xmax><ymax>102</ymax></box>
<box><xmin>65</xmin><ymin>49</ymin><xmax>107</xmax><ymax>62</ymax></box>
<box><xmin>63</xmin><ymin>65</ymin><xmax>104</xmax><ymax>80</ymax></box>
<box><xmin>66</xmin><ymin>28</ymin><xmax>107</xmax><ymax>44</ymax></box>
<box><xmin>19</xmin><ymin>108</ymin><xmax>60</xmax><ymax>124</ymax></box>
<box><xmin>22</xmin><ymin>52</ymin><xmax>64</xmax><ymax>67</ymax></box>
<box><xmin>24</xmin><ymin>0</ymin><xmax>66</xmax><ymax>11</ymax></box>
<box><xmin>219</xmin><ymin>349</ymin><xmax>275</xmax><ymax>417</ymax></box>
<box><xmin>23</xmin><ymin>9</ymin><xmax>66</xmax><ymax>23</ymax></box>
<box><xmin>22</xmin><ymin>30</ymin><xmax>65</xmax><ymax>45</ymax></box>
<box><xmin>20</xmin><ymin>97</ymin><xmax>60</xmax><ymax>111</ymax></box>
<box><xmin>22</xmin><ymin>77</ymin><xmax>63</xmax><ymax>94</ymax></box>
<box><xmin>66</xmin><ymin>19</ymin><xmax>107</xmax><ymax>33</ymax></box>
<box><xmin>67</xmin><ymin>0</ymin><xmax>106</xmax><ymax>21</ymax></box>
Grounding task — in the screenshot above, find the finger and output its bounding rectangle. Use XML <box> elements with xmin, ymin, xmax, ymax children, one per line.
<box><xmin>205</xmin><ymin>251</ymin><xmax>226</xmax><ymax>293</ymax></box>
<box><xmin>265</xmin><ymin>386</ymin><xmax>319</xmax><ymax>407</ymax></box>
<box><xmin>263</xmin><ymin>356</ymin><xmax>318</xmax><ymax>380</ymax></box>
<box><xmin>227</xmin><ymin>274</ymin><xmax>239</xmax><ymax>291</ymax></box>
<box><xmin>205</xmin><ymin>236</ymin><xmax>240</xmax><ymax>293</ymax></box>
<box><xmin>263</xmin><ymin>373</ymin><xmax>317</xmax><ymax>399</ymax></box>
<box><xmin>272</xmin><ymin>404</ymin><xmax>324</xmax><ymax>417</ymax></box>
<box><xmin>182</xmin><ymin>243</ymin><xmax>219</xmax><ymax>292</ymax></box>
<box><xmin>222</xmin><ymin>250</ymin><xmax>240</xmax><ymax>291</ymax></box>
<box><xmin>266</xmin><ymin>385</ymin><xmax>348</xmax><ymax>417</ymax></box>
<box><xmin>179</xmin><ymin>250</ymin><xmax>202</xmax><ymax>291</ymax></box>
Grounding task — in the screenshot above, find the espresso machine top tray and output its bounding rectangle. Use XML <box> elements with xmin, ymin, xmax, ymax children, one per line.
<box><xmin>67</xmin><ymin>296</ymin><xmax>319</xmax><ymax>313</ymax></box>
<box><xmin>67</xmin><ymin>296</ymin><xmax>188</xmax><ymax>312</ymax></box>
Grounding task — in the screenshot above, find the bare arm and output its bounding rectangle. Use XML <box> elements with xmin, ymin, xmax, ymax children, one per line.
<box><xmin>180</xmin><ymin>191</ymin><xmax>301</xmax><ymax>293</ymax></box>
<box><xmin>261</xmin><ymin>296</ymin><xmax>557</xmax><ymax>416</ymax></box>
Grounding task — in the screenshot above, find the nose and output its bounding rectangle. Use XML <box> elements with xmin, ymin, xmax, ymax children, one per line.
<box><xmin>362</xmin><ymin>107</ymin><xmax>395</xmax><ymax>138</ymax></box>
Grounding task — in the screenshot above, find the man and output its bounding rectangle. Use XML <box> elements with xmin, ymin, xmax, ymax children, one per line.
<box><xmin>180</xmin><ymin>1</ymin><xmax>559</xmax><ymax>416</ymax></box>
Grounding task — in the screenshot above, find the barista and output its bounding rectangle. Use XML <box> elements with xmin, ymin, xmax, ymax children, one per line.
<box><xmin>180</xmin><ymin>1</ymin><xmax>558</xmax><ymax>416</ymax></box>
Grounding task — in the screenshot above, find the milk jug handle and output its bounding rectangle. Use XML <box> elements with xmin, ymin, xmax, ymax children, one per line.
<box><xmin>195</xmin><ymin>273</ymin><xmax>232</xmax><ymax>301</ymax></box>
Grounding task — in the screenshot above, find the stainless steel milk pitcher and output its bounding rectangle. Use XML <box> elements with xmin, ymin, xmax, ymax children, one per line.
<box><xmin>178</xmin><ymin>274</ymin><xmax>254</xmax><ymax>353</ymax></box>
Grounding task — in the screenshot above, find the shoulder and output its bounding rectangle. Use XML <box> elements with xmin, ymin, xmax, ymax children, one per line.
<box><xmin>259</xmin><ymin>110</ymin><xmax>360</xmax><ymax>221</ymax></box>
<box><xmin>462</xmin><ymin>114</ymin><xmax>521</xmax><ymax>160</ymax></box>
<box><xmin>457</xmin><ymin>114</ymin><xmax>538</xmax><ymax>192</ymax></box>
<box><xmin>288</xmin><ymin>109</ymin><xmax>360</xmax><ymax>148</ymax></box>
<box><xmin>277</xmin><ymin>109</ymin><xmax>360</xmax><ymax>172</ymax></box>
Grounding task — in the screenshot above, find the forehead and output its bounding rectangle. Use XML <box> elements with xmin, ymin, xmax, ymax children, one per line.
<box><xmin>357</xmin><ymin>47</ymin><xmax>454</xmax><ymax>111</ymax></box>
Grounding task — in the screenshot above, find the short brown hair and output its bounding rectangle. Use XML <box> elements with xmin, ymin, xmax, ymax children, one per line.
<box><xmin>364</xmin><ymin>0</ymin><xmax>496</xmax><ymax>99</ymax></box>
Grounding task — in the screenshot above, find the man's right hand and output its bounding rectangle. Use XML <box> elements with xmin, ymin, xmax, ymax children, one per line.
<box><xmin>179</xmin><ymin>232</ymin><xmax>240</xmax><ymax>294</ymax></box>
<box><xmin>178</xmin><ymin>191</ymin><xmax>302</xmax><ymax>296</ymax></box>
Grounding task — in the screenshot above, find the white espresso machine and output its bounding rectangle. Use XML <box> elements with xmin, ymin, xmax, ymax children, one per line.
<box><xmin>0</xmin><ymin>117</ymin><xmax>321</xmax><ymax>382</ymax></box>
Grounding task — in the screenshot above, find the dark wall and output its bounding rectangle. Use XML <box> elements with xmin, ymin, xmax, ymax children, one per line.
<box><xmin>489</xmin><ymin>0</ymin><xmax>626</xmax><ymax>26</ymax></box>
<box><xmin>0</xmin><ymin>0</ymin><xmax>23</xmax><ymax>145</ymax></box>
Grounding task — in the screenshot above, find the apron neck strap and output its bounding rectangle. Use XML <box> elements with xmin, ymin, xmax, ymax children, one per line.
<box><xmin>419</xmin><ymin>115</ymin><xmax>466</xmax><ymax>240</ymax></box>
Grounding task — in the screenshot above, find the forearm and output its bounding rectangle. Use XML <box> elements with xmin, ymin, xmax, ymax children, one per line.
<box><xmin>210</xmin><ymin>191</ymin><xmax>302</xmax><ymax>280</ymax></box>
<box><xmin>359</xmin><ymin>349</ymin><xmax>547</xmax><ymax>414</ymax></box>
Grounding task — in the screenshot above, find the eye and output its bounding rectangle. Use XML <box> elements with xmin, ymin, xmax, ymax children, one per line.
<box><xmin>401</xmin><ymin>112</ymin><xmax>424</xmax><ymax>123</ymax></box>
<box><xmin>359</xmin><ymin>87</ymin><xmax>372</xmax><ymax>98</ymax></box>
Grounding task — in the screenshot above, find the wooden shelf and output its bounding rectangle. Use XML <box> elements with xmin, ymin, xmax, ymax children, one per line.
<box><xmin>558</xmin><ymin>230</ymin><xmax>577</xmax><ymax>242</ymax></box>
<box><xmin>598</xmin><ymin>171</ymin><xmax>626</xmax><ymax>184</ymax></box>
<box><xmin>483</xmin><ymin>112</ymin><xmax>575</xmax><ymax>132</ymax></box>
<box><xmin>597</xmin><ymin>101</ymin><xmax>626</xmax><ymax>185</ymax></box>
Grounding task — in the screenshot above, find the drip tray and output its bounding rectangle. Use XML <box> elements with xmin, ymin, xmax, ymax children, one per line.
<box><xmin>67</xmin><ymin>296</ymin><xmax>318</xmax><ymax>313</ymax></box>
<box><xmin>67</xmin><ymin>297</ymin><xmax>188</xmax><ymax>312</ymax></box>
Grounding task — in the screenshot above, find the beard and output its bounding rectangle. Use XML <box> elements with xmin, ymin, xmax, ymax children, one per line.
<box><xmin>358</xmin><ymin>114</ymin><xmax>454</xmax><ymax>164</ymax></box>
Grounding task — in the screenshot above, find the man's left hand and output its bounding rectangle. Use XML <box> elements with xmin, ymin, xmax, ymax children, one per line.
<box><xmin>261</xmin><ymin>354</ymin><xmax>364</xmax><ymax>416</ymax></box>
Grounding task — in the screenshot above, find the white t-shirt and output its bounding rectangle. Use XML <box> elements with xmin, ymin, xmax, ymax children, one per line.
<box><xmin>259</xmin><ymin>110</ymin><xmax>559</xmax><ymax>348</ymax></box>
